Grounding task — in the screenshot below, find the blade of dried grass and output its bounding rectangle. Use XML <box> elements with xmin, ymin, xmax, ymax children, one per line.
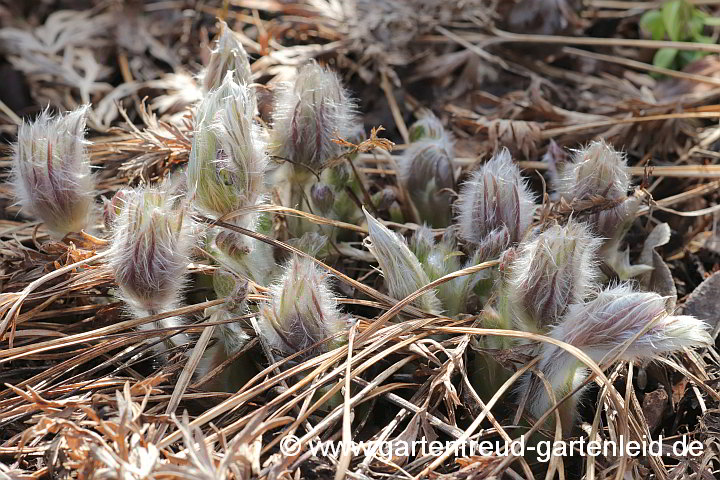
<box><xmin>0</xmin><ymin>98</ymin><xmax>21</xmax><ymax>126</ymax></box>
<box><xmin>0</xmin><ymin>299</ymin><xmax>224</xmax><ymax>362</ymax></box>
<box><xmin>221</xmin><ymin>204</ymin><xmax>367</xmax><ymax>233</ymax></box>
<box><xmin>0</xmin><ymin>250</ymin><xmax>110</xmax><ymax>345</ymax></box>
<box><xmin>152</xmin><ymin>323</ymin><xmax>216</xmax><ymax>443</ymax></box>
<box><xmin>563</xmin><ymin>47</ymin><xmax>720</xmax><ymax>87</ymax></box>
<box><xmin>637</xmin><ymin>181</ymin><xmax>720</xmax><ymax>216</ymax></box>
<box><xmin>417</xmin><ymin>357</ymin><xmax>540</xmax><ymax>479</ymax></box>
<box><xmin>380</xmin><ymin>71</ymin><xmax>409</xmax><ymax>144</ymax></box>
<box><xmin>358</xmin><ymin>259</ymin><xmax>500</xmax><ymax>342</ymax></box>
<box><xmin>334</xmin><ymin>322</ymin><xmax>356</xmax><ymax>480</ymax></box>
<box><xmin>193</xmin><ymin>215</ymin><xmax>432</xmax><ymax>318</ymax></box>
<box><xmin>462</xmin><ymin>28</ymin><xmax>720</xmax><ymax>54</ymax></box>
<box><xmin>541</xmin><ymin>111</ymin><xmax>720</xmax><ymax>138</ymax></box>
<box><xmin>363</xmin><ymin>153</ymin><xmax>720</xmax><ymax>179</ymax></box>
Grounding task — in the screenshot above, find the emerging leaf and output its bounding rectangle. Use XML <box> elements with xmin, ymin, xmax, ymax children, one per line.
<box><xmin>364</xmin><ymin>209</ymin><xmax>442</xmax><ymax>314</ymax></box>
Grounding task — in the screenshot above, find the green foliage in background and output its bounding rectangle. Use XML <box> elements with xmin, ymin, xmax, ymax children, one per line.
<box><xmin>640</xmin><ymin>0</ymin><xmax>720</xmax><ymax>71</ymax></box>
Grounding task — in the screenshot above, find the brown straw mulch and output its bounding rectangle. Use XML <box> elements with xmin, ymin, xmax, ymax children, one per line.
<box><xmin>2</xmin><ymin>1</ymin><xmax>720</xmax><ymax>478</ymax></box>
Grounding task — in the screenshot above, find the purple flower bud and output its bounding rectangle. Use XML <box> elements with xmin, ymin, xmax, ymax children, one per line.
<box><xmin>11</xmin><ymin>105</ymin><xmax>95</xmax><ymax>238</ymax></box>
<box><xmin>109</xmin><ymin>183</ymin><xmax>193</xmax><ymax>314</ymax></box>
<box><xmin>506</xmin><ymin>220</ymin><xmax>601</xmax><ymax>332</ymax></box>
<box><xmin>521</xmin><ymin>283</ymin><xmax>712</xmax><ymax>431</ymax></box>
<box><xmin>553</xmin><ymin>284</ymin><xmax>711</xmax><ymax>359</ymax></box>
<box><xmin>558</xmin><ymin>140</ymin><xmax>630</xmax><ymax>201</ymax></box>
<box><xmin>397</xmin><ymin>117</ymin><xmax>455</xmax><ymax>228</ymax></box>
<box><xmin>542</xmin><ymin>139</ymin><xmax>570</xmax><ymax>190</ymax></box>
<box><xmin>456</xmin><ymin>148</ymin><xmax>536</xmax><ymax>257</ymax></box>
<box><xmin>310</xmin><ymin>182</ymin><xmax>335</xmax><ymax>214</ymax></box>
<box><xmin>556</xmin><ymin>140</ymin><xmax>637</xmax><ymax>240</ymax></box>
<box><xmin>103</xmin><ymin>190</ymin><xmax>126</xmax><ymax>230</ymax></box>
<box><xmin>270</xmin><ymin>62</ymin><xmax>357</xmax><ymax>171</ymax></box>
<box><xmin>259</xmin><ymin>255</ymin><xmax>350</xmax><ymax>356</ymax></box>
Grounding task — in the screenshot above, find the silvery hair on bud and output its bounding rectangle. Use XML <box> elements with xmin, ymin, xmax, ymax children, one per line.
<box><xmin>456</xmin><ymin>148</ymin><xmax>536</xmax><ymax>257</ymax></box>
<box><xmin>188</xmin><ymin>72</ymin><xmax>267</xmax><ymax>222</ymax></box>
<box><xmin>520</xmin><ymin>283</ymin><xmax>712</xmax><ymax>426</ymax></box>
<box><xmin>270</xmin><ymin>61</ymin><xmax>357</xmax><ymax>171</ymax></box>
<box><xmin>11</xmin><ymin>105</ymin><xmax>95</xmax><ymax>238</ymax></box>
<box><xmin>555</xmin><ymin>140</ymin><xmax>636</xmax><ymax>241</ymax></box>
<box><xmin>507</xmin><ymin>219</ymin><xmax>601</xmax><ymax>333</ymax></box>
<box><xmin>109</xmin><ymin>183</ymin><xmax>193</xmax><ymax>315</ymax></box>
<box><xmin>259</xmin><ymin>255</ymin><xmax>350</xmax><ymax>357</ymax></box>
<box><xmin>210</xmin><ymin>74</ymin><xmax>267</xmax><ymax>214</ymax></box>
<box><xmin>201</xmin><ymin>20</ymin><xmax>253</xmax><ymax>92</ymax></box>
<box><xmin>363</xmin><ymin>208</ymin><xmax>442</xmax><ymax>314</ymax></box>
<box><xmin>408</xmin><ymin>114</ymin><xmax>446</xmax><ymax>142</ymax></box>
<box><xmin>556</xmin><ymin>140</ymin><xmax>631</xmax><ymax>203</ymax></box>
<box><xmin>397</xmin><ymin>115</ymin><xmax>455</xmax><ymax>228</ymax></box>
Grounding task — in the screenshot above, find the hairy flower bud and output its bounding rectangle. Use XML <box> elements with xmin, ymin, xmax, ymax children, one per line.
<box><xmin>542</xmin><ymin>139</ymin><xmax>570</xmax><ymax>190</ymax></box>
<box><xmin>506</xmin><ymin>220</ymin><xmax>601</xmax><ymax>333</ymax></box>
<box><xmin>553</xmin><ymin>284</ymin><xmax>711</xmax><ymax>359</ymax></box>
<box><xmin>310</xmin><ymin>182</ymin><xmax>335</xmax><ymax>214</ymax></box>
<box><xmin>11</xmin><ymin>105</ymin><xmax>95</xmax><ymax>238</ymax></box>
<box><xmin>259</xmin><ymin>255</ymin><xmax>349</xmax><ymax>356</ymax></box>
<box><xmin>554</xmin><ymin>141</ymin><xmax>647</xmax><ymax>279</ymax></box>
<box><xmin>456</xmin><ymin>148</ymin><xmax>536</xmax><ymax>258</ymax></box>
<box><xmin>558</xmin><ymin>140</ymin><xmax>630</xmax><ymax>202</ymax></box>
<box><xmin>372</xmin><ymin>187</ymin><xmax>396</xmax><ymax>211</ymax></box>
<box><xmin>408</xmin><ymin>115</ymin><xmax>445</xmax><ymax>142</ymax></box>
<box><xmin>213</xmin><ymin>269</ymin><xmax>249</xmax><ymax>310</ymax></box>
<box><xmin>202</xmin><ymin>20</ymin><xmax>252</xmax><ymax>92</ymax></box>
<box><xmin>521</xmin><ymin>283</ymin><xmax>712</xmax><ymax>432</ymax></box>
<box><xmin>269</xmin><ymin>62</ymin><xmax>356</xmax><ymax>171</ymax></box>
<box><xmin>214</xmin><ymin>228</ymin><xmax>275</xmax><ymax>285</ymax></box>
<box><xmin>188</xmin><ymin>73</ymin><xmax>266</xmax><ymax>222</ymax></box>
<box><xmin>556</xmin><ymin>140</ymin><xmax>637</xmax><ymax>240</ymax></box>
<box><xmin>103</xmin><ymin>190</ymin><xmax>126</xmax><ymax>230</ymax></box>
<box><xmin>109</xmin><ymin>184</ymin><xmax>193</xmax><ymax>313</ymax></box>
<box><xmin>363</xmin><ymin>209</ymin><xmax>442</xmax><ymax>314</ymax></box>
<box><xmin>397</xmin><ymin>117</ymin><xmax>455</xmax><ymax>228</ymax></box>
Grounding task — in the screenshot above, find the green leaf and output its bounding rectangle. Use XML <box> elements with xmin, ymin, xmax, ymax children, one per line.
<box><xmin>688</xmin><ymin>12</ymin><xmax>706</xmax><ymax>38</ymax></box>
<box><xmin>691</xmin><ymin>8</ymin><xmax>708</xmax><ymax>20</ymax></box>
<box><xmin>640</xmin><ymin>10</ymin><xmax>666</xmax><ymax>40</ymax></box>
<box><xmin>653</xmin><ymin>47</ymin><xmax>679</xmax><ymax>69</ymax></box>
<box><xmin>703</xmin><ymin>16</ymin><xmax>720</xmax><ymax>26</ymax></box>
<box><xmin>677</xmin><ymin>50</ymin><xmax>695</xmax><ymax>66</ymax></box>
<box><xmin>694</xmin><ymin>34</ymin><xmax>716</xmax><ymax>44</ymax></box>
<box><xmin>662</xmin><ymin>0</ymin><xmax>691</xmax><ymax>41</ymax></box>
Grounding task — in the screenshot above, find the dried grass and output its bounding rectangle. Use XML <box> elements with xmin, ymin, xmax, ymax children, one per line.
<box><xmin>1</xmin><ymin>1</ymin><xmax>720</xmax><ymax>479</ymax></box>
